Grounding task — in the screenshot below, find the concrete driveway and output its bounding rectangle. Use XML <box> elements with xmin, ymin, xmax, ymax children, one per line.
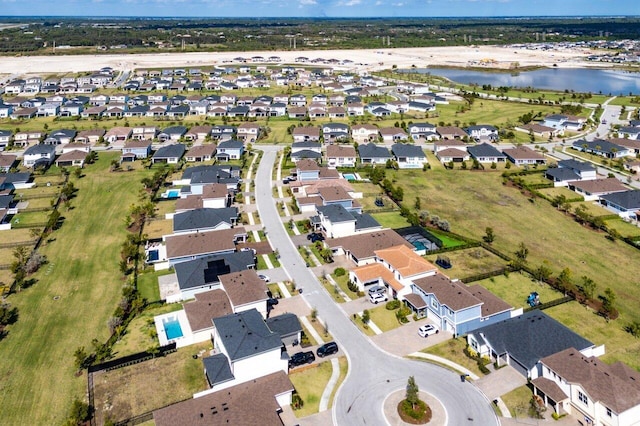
<box><xmin>371</xmin><ymin>318</ymin><xmax>452</xmax><ymax>357</ymax></box>
<box><xmin>475</xmin><ymin>365</ymin><xmax>527</xmax><ymax>401</ymax></box>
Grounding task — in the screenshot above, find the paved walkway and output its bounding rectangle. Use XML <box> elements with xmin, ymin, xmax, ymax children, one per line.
<box><xmin>300</xmin><ymin>316</ymin><xmax>325</xmax><ymax>344</ymax></box>
<box><xmin>319</xmin><ymin>358</ymin><xmax>340</xmax><ymax>411</ymax></box>
<box><xmin>476</xmin><ymin>365</ymin><xmax>527</xmax><ymax>401</ymax></box>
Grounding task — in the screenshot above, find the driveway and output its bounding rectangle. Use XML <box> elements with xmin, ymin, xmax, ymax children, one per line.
<box><xmin>475</xmin><ymin>365</ymin><xmax>527</xmax><ymax>401</ymax></box>
<box><xmin>254</xmin><ymin>146</ymin><xmax>499</xmax><ymax>426</ymax></box>
<box><xmin>371</xmin><ymin>318</ymin><xmax>451</xmax><ymax>357</ymax></box>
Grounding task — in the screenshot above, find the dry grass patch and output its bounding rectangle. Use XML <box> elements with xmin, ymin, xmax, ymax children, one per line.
<box><xmin>93</xmin><ymin>342</ymin><xmax>210</xmax><ymax>425</ymax></box>
<box><xmin>475</xmin><ymin>273</ymin><xmax>564</xmax><ymax>310</ymax></box>
<box><xmin>426</xmin><ymin>247</ymin><xmax>507</xmax><ymax>280</ymax></box>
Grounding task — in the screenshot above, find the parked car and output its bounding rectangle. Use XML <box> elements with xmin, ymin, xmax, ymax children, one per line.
<box><xmin>289</xmin><ymin>351</ymin><xmax>315</xmax><ymax>368</ymax></box>
<box><xmin>369</xmin><ymin>292</ymin><xmax>388</xmax><ymax>304</ymax></box>
<box><xmin>316</xmin><ymin>341</ymin><xmax>339</xmax><ymax>357</ymax></box>
<box><xmin>368</xmin><ymin>285</ymin><xmax>386</xmax><ymax>296</ymax></box>
<box><xmin>240</xmin><ymin>247</ymin><xmax>256</xmax><ymax>255</ymax></box>
<box><xmin>417</xmin><ymin>324</ymin><xmax>439</xmax><ymax>338</ymax></box>
<box><xmin>307</xmin><ymin>232</ymin><xmax>325</xmax><ymax>243</ymax></box>
<box><xmin>258</xmin><ymin>274</ymin><xmax>270</xmax><ymax>282</ymax></box>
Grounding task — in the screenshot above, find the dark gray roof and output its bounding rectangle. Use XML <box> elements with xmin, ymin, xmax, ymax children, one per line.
<box><xmin>173</xmin><ymin>207</ymin><xmax>238</xmax><ymax>233</ymax></box>
<box><xmin>212</xmin><ymin>309</ymin><xmax>282</xmax><ymax>361</ymax></box>
<box><xmin>203</xmin><ymin>353</ymin><xmax>234</xmax><ymax>387</ymax></box>
<box><xmin>153</xmin><ymin>143</ymin><xmax>186</xmax><ymax>159</ymax></box>
<box><xmin>218</xmin><ymin>139</ymin><xmax>244</xmax><ymax>150</ymax></box>
<box><xmin>175</xmin><ymin>251</ymin><xmax>255</xmax><ymax>290</ymax></box>
<box><xmin>160</xmin><ymin>126</ymin><xmax>188</xmax><ymax>135</ymax></box>
<box><xmin>24</xmin><ymin>144</ymin><xmax>56</xmax><ymax>156</ymax></box>
<box><xmin>265</xmin><ymin>313</ymin><xmax>302</xmax><ymax>338</ymax></box>
<box><xmin>292</xmin><ymin>141</ymin><xmax>321</xmax><ymax>149</ymax></box>
<box><xmin>473</xmin><ymin>311</ymin><xmax>593</xmax><ymax>370</ymax></box>
<box><xmin>0</xmin><ymin>129</ymin><xmax>12</xmax><ymax>137</ymax></box>
<box><xmin>600</xmin><ymin>190</ymin><xmax>640</xmax><ymax>210</ymax></box>
<box><xmin>572</xmin><ymin>139</ymin><xmax>627</xmax><ymax>155</ymax></box>
<box><xmin>318</xmin><ymin>204</ymin><xmax>356</xmax><ymax>223</ymax></box>
<box><xmin>558</xmin><ymin>158</ymin><xmax>596</xmax><ymax>172</ymax></box>
<box><xmin>49</xmin><ymin>128</ymin><xmax>77</xmax><ymax>139</ymax></box>
<box><xmin>128</xmin><ymin>105</ymin><xmax>149</xmax><ymax>114</ymax></box>
<box><xmin>291</xmin><ymin>149</ymin><xmax>322</xmax><ymax>160</ymax></box>
<box><xmin>353</xmin><ymin>212</ymin><xmax>381</xmax><ymax>230</ymax></box>
<box><xmin>182</xmin><ymin>165</ymin><xmax>240</xmax><ymax>180</ymax></box>
<box><xmin>545</xmin><ymin>167</ymin><xmax>580</xmax><ymax>181</ymax></box>
<box><xmin>0</xmin><ymin>172</ymin><xmax>31</xmax><ymax>184</ymax></box>
<box><xmin>358</xmin><ymin>143</ymin><xmax>391</xmax><ymax>159</ymax></box>
<box><xmin>0</xmin><ymin>194</ymin><xmax>13</xmax><ymax>209</ymax></box>
<box><xmin>467</xmin><ymin>143</ymin><xmax>506</xmax><ymax>159</ymax></box>
<box><xmin>391</xmin><ymin>143</ymin><xmax>426</xmax><ymax>158</ymax></box>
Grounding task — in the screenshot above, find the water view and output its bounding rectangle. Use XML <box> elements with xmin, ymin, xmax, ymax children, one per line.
<box><xmin>410</xmin><ymin>67</ymin><xmax>640</xmax><ymax>95</ymax></box>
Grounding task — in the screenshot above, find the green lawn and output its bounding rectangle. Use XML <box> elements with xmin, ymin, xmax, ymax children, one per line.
<box><xmin>426</xmin><ymin>247</ymin><xmax>508</xmax><ymax>281</ymax></box>
<box><xmin>604</xmin><ymin>218</ymin><xmax>640</xmax><ymax>238</ymax></box>
<box><xmin>474</xmin><ymin>273</ymin><xmax>564</xmax><ymax>311</ymax></box>
<box><xmin>421</xmin><ymin>337</ymin><xmax>486</xmax><ymax>377</ymax></box>
<box><xmin>371</xmin><ymin>211</ymin><xmax>410</xmax><ymax>229</ymax></box>
<box><xmin>137</xmin><ymin>269</ymin><xmax>173</xmax><ymax>302</ymax></box>
<box><xmin>321</xmin><ymin>279</ymin><xmax>346</xmax><ymax>303</ymax></box>
<box><xmin>331</xmin><ymin>273</ymin><xmax>360</xmax><ymax>300</ymax></box>
<box><xmin>537</xmin><ymin>186</ymin><xmax>583</xmax><ymax>201</ymax></box>
<box><xmin>385</xmin><ymin>167</ymin><xmax>640</xmax><ymax>330</ymax></box>
<box><xmin>572</xmin><ymin>201</ymin><xmax>615</xmax><ymax>218</ymax></box>
<box><xmin>425</xmin><ymin>228</ymin><xmax>468</xmax><ymax>248</ymax></box>
<box><xmin>501</xmin><ymin>385</ymin><xmax>533</xmax><ymax>418</ymax></box>
<box><xmin>0</xmin><ymin>151</ymin><xmax>154</xmax><ymax>425</ymax></box>
<box><xmin>289</xmin><ymin>358</ymin><xmax>343</xmax><ymax>417</ymax></box>
<box><xmin>369</xmin><ymin>305</ymin><xmax>403</xmax><ymax>332</ymax></box>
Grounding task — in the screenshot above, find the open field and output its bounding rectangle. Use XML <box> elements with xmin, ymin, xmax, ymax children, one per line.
<box><xmin>0</xmin><ymin>151</ymin><xmax>153</xmax><ymax>425</ymax></box>
<box><xmin>93</xmin><ymin>342</ymin><xmax>210</xmax><ymax>425</ymax></box>
<box><xmin>371</xmin><ymin>211</ymin><xmax>410</xmax><ymax>229</ymax></box>
<box><xmin>425</xmin><ymin>247</ymin><xmax>508</xmax><ymax>281</ymax></box>
<box><xmin>386</xmin><ymin>167</ymin><xmax>640</xmax><ymax>329</ymax></box>
<box><xmin>604</xmin><ymin>218</ymin><xmax>640</xmax><ymax>238</ymax></box>
<box><xmin>475</xmin><ymin>273</ymin><xmax>563</xmax><ymax>311</ymax></box>
<box><xmin>422</xmin><ymin>337</ymin><xmax>487</xmax><ymax>378</ymax></box>
<box><xmin>501</xmin><ymin>385</ymin><xmax>533</xmax><ymax>418</ymax></box>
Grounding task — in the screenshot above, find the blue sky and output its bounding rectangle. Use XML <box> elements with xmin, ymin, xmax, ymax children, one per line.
<box><xmin>0</xmin><ymin>0</ymin><xmax>637</xmax><ymax>18</ymax></box>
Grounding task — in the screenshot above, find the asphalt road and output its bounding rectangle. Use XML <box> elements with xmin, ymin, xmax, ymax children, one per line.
<box><xmin>254</xmin><ymin>146</ymin><xmax>498</xmax><ymax>426</ymax></box>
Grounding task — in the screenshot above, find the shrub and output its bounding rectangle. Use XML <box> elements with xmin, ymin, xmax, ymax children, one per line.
<box><xmin>334</xmin><ymin>267</ymin><xmax>346</xmax><ymax>277</ymax></box>
<box><xmin>291</xmin><ymin>393</ymin><xmax>304</xmax><ymax>410</ymax></box>
<box><xmin>386</xmin><ymin>300</ymin><xmax>401</xmax><ymax>310</ymax></box>
<box><xmin>347</xmin><ymin>280</ymin><xmax>359</xmax><ymax>293</ymax></box>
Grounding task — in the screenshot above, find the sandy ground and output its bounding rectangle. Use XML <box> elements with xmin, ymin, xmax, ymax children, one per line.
<box><xmin>0</xmin><ymin>45</ymin><xmax>597</xmax><ymax>76</ymax></box>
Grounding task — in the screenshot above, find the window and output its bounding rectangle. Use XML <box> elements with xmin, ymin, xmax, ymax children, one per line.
<box><xmin>431</xmin><ymin>298</ymin><xmax>439</xmax><ymax>310</ymax></box>
<box><xmin>606</xmin><ymin>407</ymin><xmax>612</xmax><ymax>417</ymax></box>
<box><xmin>578</xmin><ymin>391</ymin><xmax>588</xmax><ymax>405</ymax></box>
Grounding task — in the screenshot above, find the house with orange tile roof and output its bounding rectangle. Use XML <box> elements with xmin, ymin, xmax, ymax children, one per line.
<box><xmin>348</xmin><ymin>244</ymin><xmax>437</xmax><ymax>299</ymax></box>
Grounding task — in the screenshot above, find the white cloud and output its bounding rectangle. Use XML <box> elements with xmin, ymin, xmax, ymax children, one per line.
<box><xmin>300</xmin><ymin>0</ymin><xmax>317</xmax><ymax>4</ymax></box>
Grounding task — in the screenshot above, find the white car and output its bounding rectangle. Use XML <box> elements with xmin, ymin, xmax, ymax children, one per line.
<box><xmin>258</xmin><ymin>274</ymin><xmax>270</xmax><ymax>282</ymax></box>
<box><xmin>418</xmin><ymin>324</ymin><xmax>439</xmax><ymax>337</ymax></box>
<box><xmin>368</xmin><ymin>285</ymin><xmax>386</xmax><ymax>296</ymax></box>
<box><xmin>369</xmin><ymin>292</ymin><xmax>388</xmax><ymax>304</ymax></box>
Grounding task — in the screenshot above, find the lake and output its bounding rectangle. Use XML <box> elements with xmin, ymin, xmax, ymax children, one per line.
<box><xmin>409</xmin><ymin>67</ymin><xmax>640</xmax><ymax>95</ymax></box>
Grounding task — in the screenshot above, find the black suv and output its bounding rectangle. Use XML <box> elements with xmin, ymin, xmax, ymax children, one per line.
<box><xmin>288</xmin><ymin>351</ymin><xmax>315</xmax><ymax>368</ymax></box>
<box><xmin>316</xmin><ymin>342</ymin><xmax>339</xmax><ymax>358</ymax></box>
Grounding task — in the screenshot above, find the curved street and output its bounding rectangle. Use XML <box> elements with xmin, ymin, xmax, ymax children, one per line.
<box><xmin>254</xmin><ymin>146</ymin><xmax>499</xmax><ymax>426</ymax></box>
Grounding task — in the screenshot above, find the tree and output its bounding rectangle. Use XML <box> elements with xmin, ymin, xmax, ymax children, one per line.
<box><xmin>414</xmin><ymin>196</ymin><xmax>421</xmax><ymax>210</ymax></box>
<box><xmin>66</xmin><ymin>399</ymin><xmax>91</xmax><ymax>426</ymax></box>
<box><xmin>514</xmin><ymin>242</ymin><xmax>528</xmax><ymax>263</ymax></box>
<box><xmin>556</xmin><ymin>268</ymin><xmax>575</xmax><ymax>294</ymax></box>
<box><xmin>580</xmin><ymin>276</ymin><xmax>597</xmax><ymax>300</ymax></box>
<box><xmin>406</xmin><ymin>376</ymin><xmax>420</xmax><ymax>409</ymax></box>
<box><xmin>601</xmin><ymin>287</ymin><xmax>616</xmax><ymax>319</ymax></box>
<box><xmin>73</xmin><ymin>346</ymin><xmax>90</xmax><ymax>371</ymax></box>
<box><xmin>362</xmin><ymin>309</ymin><xmax>370</xmax><ymax>324</ymax></box>
<box><xmin>483</xmin><ymin>227</ymin><xmax>495</xmax><ymax>244</ymax></box>
<box><xmin>534</xmin><ymin>263</ymin><xmax>552</xmax><ymax>283</ymax></box>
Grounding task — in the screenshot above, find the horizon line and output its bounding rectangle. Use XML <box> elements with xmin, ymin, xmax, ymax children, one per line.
<box><xmin>0</xmin><ymin>15</ymin><xmax>639</xmax><ymax>19</ymax></box>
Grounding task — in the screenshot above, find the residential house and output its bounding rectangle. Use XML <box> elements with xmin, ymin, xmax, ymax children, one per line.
<box><xmin>409</xmin><ymin>275</ymin><xmax>513</xmax><ymax>337</ymax></box>
<box><xmin>23</xmin><ymin>144</ymin><xmax>56</xmax><ymax>168</ymax></box>
<box><xmin>326</xmin><ymin>145</ymin><xmax>357</xmax><ymax>168</ymax></box>
<box><xmin>379</xmin><ymin>128</ymin><xmax>408</xmax><ymax>144</ymax></box>
<box><xmin>327</xmin><ymin>229</ymin><xmax>413</xmax><ymax>266</ymax></box>
<box><xmin>408</xmin><ymin>123</ymin><xmax>439</xmax><ymax>142</ymax></box>
<box><xmin>467</xmin><ymin>143</ymin><xmax>507</xmax><ymax>163</ymax></box>
<box><xmin>349</xmin><ymin>245</ymin><xmax>438</xmax><ymax>300</ymax></box>
<box><xmin>466</xmin><ymin>125</ymin><xmax>498</xmax><ymax>142</ymax></box>
<box><xmin>351</xmin><ymin>124</ymin><xmax>379</xmax><ymax>143</ymax></box>
<box><xmin>13</xmin><ymin>131</ymin><xmax>43</xmax><ymax>148</ymax></box>
<box><xmin>291</xmin><ymin>141</ymin><xmax>322</xmax><ymax>163</ymax></box>
<box><xmin>162</xmin><ymin>227</ymin><xmax>248</xmax><ymax>267</ymax></box>
<box><xmin>44</xmin><ymin>129</ymin><xmax>76</xmax><ymax>145</ymax></box>
<box><xmin>391</xmin><ymin>144</ymin><xmax>427</xmax><ymax>169</ymax></box>
<box><xmin>292</xmin><ymin>126</ymin><xmax>320</xmax><ymax>143</ymax></box>
<box><xmin>314</xmin><ymin>204</ymin><xmax>381</xmax><ymax>238</ymax></box>
<box><xmin>131</xmin><ymin>126</ymin><xmax>158</xmax><ymax>141</ymax></box>
<box><xmin>185</xmin><ymin>125</ymin><xmax>214</xmax><ymax>142</ymax></box>
<box><xmin>0</xmin><ymin>129</ymin><xmax>13</xmax><ymax>150</ymax></box>
<box><xmin>104</xmin><ymin>127</ymin><xmax>133</xmax><ymax>144</ymax></box>
<box><xmin>545</xmin><ymin>159</ymin><xmax>597</xmax><ymax>187</ymax></box>
<box><xmin>210</xmin><ymin>125</ymin><xmax>236</xmax><ymax>142</ymax></box>
<box><xmin>237</xmin><ymin>123</ymin><xmax>261</xmax><ymax>143</ymax></box>
<box><xmin>436</xmin><ymin>126</ymin><xmax>467</xmax><ymax>140</ymax></box>
<box><xmin>0</xmin><ymin>172</ymin><xmax>32</xmax><ymax>190</ymax></box>
<box><xmin>172</xmin><ymin>207</ymin><xmax>239</xmax><ymax>235</ymax></box>
<box><xmin>75</xmin><ymin>129</ymin><xmax>105</xmax><ymax>145</ymax></box>
<box><xmin>0</xmin><ymin>154</ymin><xmax>17</xmax><ymax>172</ymax></box>
<box><xmin>532</xmin><ymin>348</ymin><xmax>640</xmax><ymax>425</ymax></box>
<box><xmin>152</xmin><ymin>144</ymin><xmax>186</xmax><ymax>164</ymax></box>
<box><xmin>158</xmin><ymin>126</ymin><xmax>188</xmax><ymax>142</ymax></box>
<box><xmin>599</xmin><ymin>190</ymin><xmax>640</xmax><ymax>219</ymax></box>
<box><xmin>618</xmin><ymin>126</ymin><xmax>640</xmax><ymax>140</ymax></box>
<box><xmin>573</xmin><ymin>139</ymin><xmax>630</xmax><ymax>159</ymax></box>
<box><xmin>568</xmin><ymin>178</ymin><xmax>628</xmax><ymax>201</ymax></box>
<box><xmin>466</xmin><ymin>311</ymin><xmax>601</xmax><ymax>379</ymax></box>
<box><xmin>216</xmin><ymin>140</ymin><xmax>244</xmax><ymax>161</ymax></box>
<box><xmin>502</xmin><ymin>146</ymin><xmax>547</xmax><ymax>166</ymax></box>
<box><xmin>322</xmin><ymin>123</ymin><xmax>350</xmax><ymax>143</ymax></box>
<box><xmin>358</xmin><ymin>143</ymin><xmax>392</xmax><ymax>165</ymax></box>
<box><xmin>121</xmin><ymin>139</ymin><xmax>152</xmax><ymax>162</ymax></box>
<box><xmin>346</xmin><ymin>103</ymin><xmax>365</xmax><ymax>116</ymax></box>
<box><xmin>175</xmin><ymin>184</ymin><xmax>231</xmax><ymax>212</ymax></box>
<box><xmin>515</xmin><ymin>123</ymin><xmax>561</xmax><ymax>139</ymax></box>
<box><xmin>55</xmin><ymin>150</ymin><xmax>86</xmax><ymax>168</ymax></box>
<box><xmin>436</xmin><ymin>148</ymin><xmax>470</xmax><ymax>164</ymax></box>
<box><xmin>185</xmin><ymin>144</ymin><xmax>217</xmax><ymax>163</ymax></box>
<box><xmin>294</xmin><ymin>159</ymin><xmax>321</xmax><ymax>181</ymax></box>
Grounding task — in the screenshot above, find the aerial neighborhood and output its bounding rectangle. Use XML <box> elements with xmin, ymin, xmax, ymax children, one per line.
<box><xmin>1</xmin><ymin>48</ymin><xmax>640</xmax><ymax>426</ymax></box>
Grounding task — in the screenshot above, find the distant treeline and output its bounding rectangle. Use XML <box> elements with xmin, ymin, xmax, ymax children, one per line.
<box><xmin>0</xmin><ymin>17</ymin><xmax>639</xmax><ymax>54</ymax></box>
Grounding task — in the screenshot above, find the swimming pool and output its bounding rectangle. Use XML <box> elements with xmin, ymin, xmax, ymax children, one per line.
<box><xmin>343</xmin><ymin>173</ymin><xmax>357</xmax><ymax>181</ymax></box>
<box><xmin>413</xmin><ymin>241</ymin><xmax>426</xmax><ymax>251</ymax></box>
<box><xmin>167</xmin><ymin>190</ymin><xmax>180</xmax><ymax>198</ymax></box>
<box><xmin>163</xmin><ymin>318</ymin><xmax>183</xmax><ymax>340</ymax></box>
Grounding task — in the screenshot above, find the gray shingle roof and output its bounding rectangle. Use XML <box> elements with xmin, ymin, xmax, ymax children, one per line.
<box><xmin>203</xmin><ymin>353</ymin><xmax>235</xmax><ymax>387</ymax></box>
<box><xmin>153</xmin><ymin>143</ymin><xmax>186</xmax><ymax>159</ymax></box>
<box><xmin>558</xmin><ymin>158</ymin><xmax>595</xmax><ymax>172</ymax></box>
<box><xmin>600</xmin><ymin>190</ymin><xmax>640</xmax><ymax>210</ymax></box>
<box><xmin>265</xmin><ymin>313</ymin><xmax>302</xmax><ymax>339</ymax></box>
<box><xmin>173</xmin><ymin>207</ymin><xmax>238</xmax><ymax>233</ymax></box>
<box><xmin>467</xmin><ymin>143</ymin><xmax>505</xmax><ymax>159</ymax></box>
<box><xmin>24</xmin><ymin>144</ymin><xmax>56</xmax><ymax>156</ymax></box>
<box><xmin>213</xmin><ymin>309</ymin><xmax>282</xmax><ymax>361</ymax></box>
<box><xmin>358</xmin><ymin>143</ymin><xmax>391</xmax><ymax>159</ymax></box>
<box><xmin>391</xmin><ymin>143</ymin><xmax>426</xmax><ymax>158</ymax></box>
<box><xmin>174</xmin><ymin>251</ymin><xmax>255</xmax><ymax>290</ymax></box>
<box><xmin>473</xmin><ymin>311</ymin><xmax>593</xmax><ymax>370</ymax></box>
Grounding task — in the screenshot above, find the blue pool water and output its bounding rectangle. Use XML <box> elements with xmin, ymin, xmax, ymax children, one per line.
<box><xmin>164</xmin><ymin>319</ymin><xmax>183</xmax><ymax>340</ymax></box>
<box><xmin>413</xmin><ymin>241</ymin><xmax>426</xmax><ymax>251</ymax></box>
<box><xmin>343</xmin><ymin>173</ymin><xmax>357</xmax><ymax>181</ymax></box>
<box><xmin>167</xmin><ymin>190</ymin><xmax>180</xmax><ymax>198</ymax></box>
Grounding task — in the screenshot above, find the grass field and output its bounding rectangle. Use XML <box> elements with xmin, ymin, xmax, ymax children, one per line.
<box><xmin>93</xmin><ymin>341</ymin><xmax>210</xmax><ymax>425</ymax></box>
<box><xmin>572</xmin><ymin>201</ymin><xmax>615</xmax><ymax>217</ymax></box>
<box><xmin>475</xmin><ymin>273</ymin><xmax>563</xmax><ymax>311</ymax></box>
<box><xmin>386</xmin><ymin>167</ymin><xmax>640</xmax><ymax>335</ymax></box>
<box><xmin>371</xmin><ymin>211</ymin><xmax>410</xmax><ymax>229</ymax></box>
<box><xmin>537</xmin><ymin>186</ymin><xmax>583</xmax><ymax>200</ymax></box>
<box><xmin>289</xmin><ymin>358</ymin><xmax>346</xmax><ymax>417</ymax></box>
<box><xmin>604</xmin><ymin>218</ymin><xmax>640</xmax><ymax>238</ymax></box>
<box><xmin>501</xmin><ymin>385</ymin><xmax>533</xmax><ymax>418</ymax></box>
<box><xmin>369</xmin><ymin>304</ymin><xmax>403</xmax><ymax>332</ymax></box>
<box><xmin>426</xmin><ymin>247</ymin><xmax>508</xmax><ymax>281</ymax></box>
<box><xmin>0</xmin><ymin>151</ymin><xmax>154</xmax><ymax>425</ymax></box>
<box><xmin>422</xmin><ymin>337</ymin><xmax>487</xmax><ymax>377</ymax></box>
